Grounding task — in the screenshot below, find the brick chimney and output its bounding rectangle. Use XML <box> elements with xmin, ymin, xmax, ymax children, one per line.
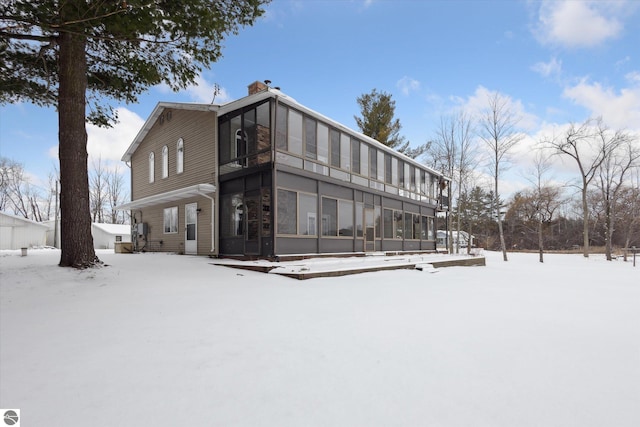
<box><xmin>248</xmin><ymin>81</ymin><xmax>268</xmax><ymax>95</ymax></box>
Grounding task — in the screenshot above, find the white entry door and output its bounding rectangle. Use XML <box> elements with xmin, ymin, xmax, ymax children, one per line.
<box><xmin>185</xmin><ymin>203</ymin><xmax>197</xmax><ymax>255</ymax></box>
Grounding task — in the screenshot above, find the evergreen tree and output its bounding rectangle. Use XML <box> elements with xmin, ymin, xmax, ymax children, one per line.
<box><xmin>1</xmin><ymin>0</ymin><xmax>269</xmax><ymax>268</ymax></box>
<box><xmin>354</xmin><ymin>89</ymin><xmax>427</xmax><ymax>159</ymax></box>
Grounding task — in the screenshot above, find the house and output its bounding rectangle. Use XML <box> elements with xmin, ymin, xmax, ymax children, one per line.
<box><xmin>118</xmin><ymin>81</ymin><xmax>450</xmax><ymax>258</ymax></box>
<box><xmin>0</xmin><ymin>211</ymin><xmax>48</xmax><ymax>250</ymax></box>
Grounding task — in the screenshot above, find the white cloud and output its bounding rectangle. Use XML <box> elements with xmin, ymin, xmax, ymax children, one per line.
<box><xmin>626</xmin><ymin>71</ymin><xmax>640</xmax><ymax>85</ymax></box>
<box><xmin>458</xmin><ymin>86</ymin><xmax>539</xmax><ymax>132</ymax></box>
<box><xmin>49</xmin><ymin>107</ymin><xmax>145</xmax><ymax>169</ymax></box>
<box><xmin>562</xmin><ymin>78</ymin><xmax>640</xmax><ymax>130</ymax></box>
<box><xmin>531</xmin><ymin>57</ymin><xmax>562</xmax><ymax>79</ymax></box>
<box><xmin>156</xmin><ymin>74</ymin><xmax>231</xmax><ymax>104</ymax></box>
<box><xmin>396</xmin><ymin>76</ymin><xmax>420</xmax><ymax>96</ymax></box>
<box><xmin>185</xmin><ymin>75</ymin><xmax>231</xmax><ymax>104</ymax></box>
<box><xmin>534</xmin><ymin>0</ymin><xmax>624</xmax><ymax>48</ymax></box>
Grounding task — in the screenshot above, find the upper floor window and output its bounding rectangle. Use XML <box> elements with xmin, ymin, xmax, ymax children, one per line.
<box><xmin>149</xmin><ymin>152</ymin><xmax>155</xmax><ymax>183</ymax></box>
<box><xmin>162</xmin><ymin>145</ymin><xmax>168</xmax><ymax>178</ymax></box>
<box><xmin>176</xmin><ymin>138</ymin><xmax>184</xmax><ymax>174</ymax></box>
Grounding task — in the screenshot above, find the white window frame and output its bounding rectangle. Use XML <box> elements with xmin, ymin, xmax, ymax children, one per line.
<box><xmin>176</xmin><ymin>138</ymin><xmax>184</xmax><ymax>174</ymax></box>
<box><xmin>163</xmin><ymin>207</ymin><xmax>178</xmax><ymax>234</ymax></box>
<box><xmin>149</xmin><ymin>152</ymin><xmax>155</xmax><ymax>183</ymax></box>
<box><xmin>162</xmin><ymin>145</ymin><xmax>169</xmax><ymax>178</ymax></box>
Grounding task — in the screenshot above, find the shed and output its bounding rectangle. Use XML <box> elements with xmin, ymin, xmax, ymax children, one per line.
<box><xmin>91</xmin><ymin>223</ymin><xmax>132</xmax><ymax>249</ymax></box>
<box><xmin>0</xmin><ymin>211</ymin><xmax>49</xmax><ymax>250</ymax></box>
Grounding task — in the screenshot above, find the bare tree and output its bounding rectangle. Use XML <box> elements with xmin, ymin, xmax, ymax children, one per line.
<box><xmin>429</xmin><ymin>111</ymin><xmax>477</xmax><ymax>254</ymax></box>
<box><xmin>0</xmin><ymin>157</ymin><xmax>42</xmax><ymax>219</ymax></box>
<box><xmin>89</xmin><ymin>157</ymin><xmax>107</xmax><ymax>223</ymax></box>
<box><xmin>478</xmin><ymin>92</ymin><xmax>524</xmax><ymax>261</ymax></box>
<box><xmin>595</xmin><ymin>128</ymin><xmax>639</xmax><ymax>260</ymax></box>
<box><xmin>525</xmin><ymin>151</ymin><xmax>566</xmax><ymax>263</ymax></box>
<box><xmin>545</xmin><ymin>118</ymin><xmax>627</xmax><ymax>257</ymax></box>
<box><xmin>106</xmin><ymin>164</ymin><xmax>126</xmax><ymax>224</ymax></box>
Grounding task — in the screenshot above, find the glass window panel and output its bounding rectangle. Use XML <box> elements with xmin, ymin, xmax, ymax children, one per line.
<box><xmin>176</xmin><ymin>139</ymin><xmax>184</xmax><ymax>174</ymax></box>
<box><xmin>421</xmin><ymin>216</ymin><xmax>428</xmax><ymax>240</ymax></box>
<box><xmin>410</xmin><ymin>166</ymin><xmax>416</xmax><ymax>191</ymax></box>
<box><xmin>246</xmin><ymin>197</ymin><xmax>259</xmax><ymax>241</ymax></box>
<box><xmin>231</xmin><ymin>194</ymin><xmax>244</xmax><ymax>236</ymax></box>
<box><xmin>330</xmin><ymin>128</ymin><xmax>340</xmax><ymax>168</ymax></box>
<box><xmin>149</xmin><ymin>152</ymin><xmax>155</xmax><ymax>183</ymax></box>
<box><xmin>351</xmin><ymin>138</ymin><xmax>360</xmax><ymax>175</ymax></box>
<box><xmin>383</xmin><ymin>209</ymin><xmax>393</xmax><ymax>239</ymax></box>
<box><xmin>385</xmin><ymin>154</ymin><xmax>392</xmax><ymax>184</ymax></box>
<box><xmin>322</xmin><ymin>197</ymin><xmax>338</xmax><ymax>236</ymax></box>
<box><xmin>394</xmin><ymin>210</ymin><xmax>403</xmax><ymax>239</ymax></box>
<box><xmin>162</xmin><ymin>146</ymin><xmax>168</xmax><ymax>178</ymax></box>
<box><xmin>404</xmin><ymin>163</ymin><xmax>411</xmax><ymax>190</ymax></box>
<box><xmin>340</xmin><ymin>133</ymin><xmax>351</xmax><ymax>171</ymax></box>
<box><xmin>317</xmin><ymin>123</ymin><xmax>329</xmax><ymax>164</ymax></box>
<box><xmin>277</xmin><ymin>189</ymin><xmax>297</xmax><ymax>235</ymax></box>
<box><xmin>391</xmin><ymin>157</ymin><xmax>398</xmax><ymax>186</ymax></box>
<box><xmin>288</xmin><ymin>109</ymin><xmax>303</xmax><ymax>155</ymax></box>
<box><xmin>276</xmin><ymin>104</ymin><xmax>287</xmax><ymax>150</ymax></box>
<box><xmin>256</xmin><ymin>102</ymin><xmax>270</xmax><ymax>127</ymax></box>
<box><xmin>338</xmin><ymin>200</ymin><xmax>353</xmax><ymax>237</ymax></box>
<box><xmin>304</xmin><ymin>116</ymin><xmax>317</xmax><ymax>159</ymax></box>
<box><xmin>420</xmin><ymin>170</ymin><xmax>426</xmax><ymax>194</ymax></box>
<box><xmin>356</xmin><ymin>202</ymin><xmax>363</xmax><ymax>238</ymax></box>
<box><xmin>428</xmin><ymin>217</ymin><xmax>435</xmax><ymax>240</ymax></box>
<box><xmin>360</xmin><ymin>143</ymin><xmax>368</xmax><ymax>177</ymax></box>
<box><xmin>163</xmin><ymin>207</ymin><xmax>178</xmax><ymax>233</ymax></box>
<box><xmin>398</xmin><ymin>161</ymin><xmax>404</xmax><ymax>188</ymax></box>
<box><xmin>413</xmin><ymin>214</ymin><xmax>421</xmax><ymax>239</ymax></box>
<box><xmin>375</xmin><ymin>206</ymin><xmax>381</xmax><ymax>239</ymax></box>
<box><xmin>221</xmin><ymin>194</ymin><xmax>244</xmax><ymax>237</ymax></box>
<box><xmin>369</xmin><ymin>147</ymin><xmax>377</xmax><ymax>179</ymax></box>
<box><xmin>299</xmin><ymin>193</ymin><xmax>317</xmax><ymax>236</ymax></box>
<box><xmin>377</xmin><ymin>150</ymin><xmax>384</xmax><ymax>182</ymax></box>
<box><xmin>404</xmin><ymin>213</ymin><xmax>413</xmax><ymax>240</ymax></box>
<box><xmin>230</xmin><ymin>115</ymin><xmax>242</xmax><ymax>160</ymax></box>
<box><xmin>244</xmin><ymin>109</ymin><xmax>256</xmax><ymax>157</ymax></box>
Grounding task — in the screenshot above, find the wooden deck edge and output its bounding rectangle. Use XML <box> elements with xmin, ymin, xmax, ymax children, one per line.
<box><xmin>212</xmin><ymin>256</ymin><xmax>486</xmax><ymax>280</ymax></box>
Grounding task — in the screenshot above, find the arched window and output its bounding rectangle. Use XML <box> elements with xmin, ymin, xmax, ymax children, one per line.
<box><xmin>149</xmin><ymin>152</ymin><xmax>155</xmax><ymax>183</ymax></box>
<box><xmin>162</xmin><ymin>145</ymin><xmax>168</xmax><ymax>178</ymax></box>
<box><xmin>177</xmin><ymin>138</ymin><xmax>184</xmax><ymax>174</ymax></box>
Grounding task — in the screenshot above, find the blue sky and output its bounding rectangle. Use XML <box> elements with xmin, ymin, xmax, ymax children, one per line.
<box><xmin>1</xmin><ymin>0</ymin><xmax>639</xmax><ymax>197</ymax></box>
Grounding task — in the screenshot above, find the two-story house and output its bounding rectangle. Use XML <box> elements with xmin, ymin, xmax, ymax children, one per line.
<box><xmin>119</xmin><ymin>81</ymin><xmax>449</xmax><ymax>258</ymax></box>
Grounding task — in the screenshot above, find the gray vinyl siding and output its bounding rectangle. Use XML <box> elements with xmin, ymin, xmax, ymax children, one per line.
<box><xmin>132</xmin><ymin>196</ymin><xmax>213</xmax><ymax>255</ymax></box>
<box><xmin>130</xmin><ymin>109</ymin><xmax>217</xmax><ymax>200</ymax></box>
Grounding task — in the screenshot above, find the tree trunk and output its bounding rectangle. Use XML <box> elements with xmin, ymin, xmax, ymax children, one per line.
<box><xmin>495</xmin><ymin>175</ymin><xmax>508</xmax><ymax>261</ymax></box>
<box><xmin>58</xmin><ymin>27</ymin><xmax>99</xmax><ymax>268</ymax></box>
<box><xmin>581</xmin><ymin>184</ymin><xmax>589</xmax><ymax>258</ymax></box>
<box><xmin>605</xmin><ymin>200</ymin><xmax>612</xmax><ymax>261</ymax></box>
<box><xmin>538</xmin><ymin>220</ymin><xmax>544</xmax><ymax>263</ymax></box>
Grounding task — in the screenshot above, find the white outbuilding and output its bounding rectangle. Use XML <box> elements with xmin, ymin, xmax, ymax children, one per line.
<box><xmin>91</xmin><ymin>223</ymin><xmax>132</xmax><ymax>249</ymax></box>
<box><xmin>0</xmin><ymin>211</ymin><xmax>49</xmax><ymax>250</ymax></box>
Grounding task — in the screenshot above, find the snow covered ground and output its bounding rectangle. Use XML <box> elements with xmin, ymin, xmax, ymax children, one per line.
<box><xmin>1</xmin><ymin>249</ymin><xmax>638</xmax><ymax>427</ymax></box>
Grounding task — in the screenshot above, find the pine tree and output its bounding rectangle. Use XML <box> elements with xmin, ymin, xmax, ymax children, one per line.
<box><xmin>1</xmin><ymin>0</ymin><xmax>269</xmax><ymax>268</ymax></box>
<box><xmin>354</xmin><ymin>89</ymin><xmax>427</xmax><ymax>159</ymax></box>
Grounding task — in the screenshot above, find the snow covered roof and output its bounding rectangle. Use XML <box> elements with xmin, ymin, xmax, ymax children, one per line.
<box><xmin>91</xmin><ymin>223</ymin><xmax>131</xmax><ymax>235</ymax></box>
<box><xmin>0</xmin><ymin>211</ymin><xmax>49</xmax><ymax>228</ymax></box>
<box><xmin>120</xmin><ymin>85</ymin><xmax>449</xmax><ymax>180</ymax></box>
